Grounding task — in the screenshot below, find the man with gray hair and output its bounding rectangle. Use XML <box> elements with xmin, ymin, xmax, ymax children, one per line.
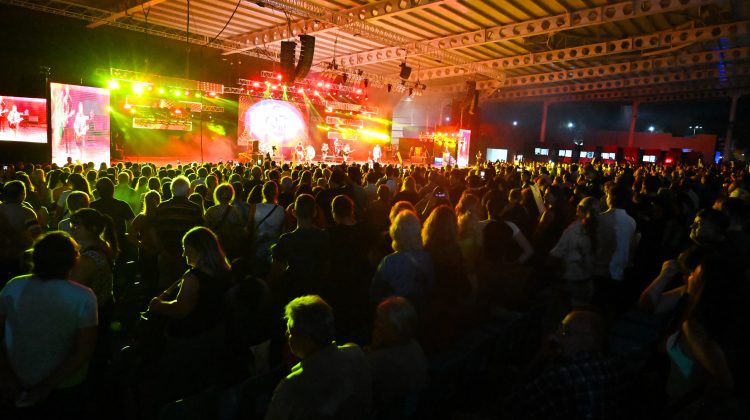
<box><xmin>265</xmin><ymin>295</ymin><xmax>372</xmax><ymax>420</ymax></box>
<box><xmin>154</xmin><ymin>175</ymin><xmax>203</xmax><ymax>288</ymax></box>
<box><xmin>367</xmin><ymin>296</ymin><xmax>429</xmax><ymax>419</ymax></box>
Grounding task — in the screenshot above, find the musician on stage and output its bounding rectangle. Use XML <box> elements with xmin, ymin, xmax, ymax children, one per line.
<box><xmin>294</xmin><ymin>142</ymin><xmax>305</xmax><ymax>163</ymax></box>
<box><xmin>342</xmin><ymin>143</ymin><xmax>352</xmax><ymax>163</ymax></box>
<box><xmin>321</xmin><ymin>143</ymin><xmax>329</xmax><ymax>161</ymax></box>
<box><xmin>7</xmin><ymin>105</ymin><xmax>22</xmax><ymax>138</ymax></box>
<box><xmin>333</xmin><ymin>138</ymin><xmax>342</xmax><ymax>156</ymax></box>
<box><xmin>372</xmin><ymin>143</ymin><xmax>382</xmax><ymax>163</ymax></box>
<box><xmin>306</xmin><ymin>144</ymin><xmax>316</xmax><ymax>163</ymax></box>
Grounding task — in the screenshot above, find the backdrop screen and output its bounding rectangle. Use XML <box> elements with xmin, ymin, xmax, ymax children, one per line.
<box><xmin>237</xmin><ymin>97</ymin><xmax>308</xmax><ymax>155</ymax></box>
<box><xmin>0</xmin><ymin>96</ymin><xmax>47</xmax><ymax>143</ymax></box>
<box><xmin>50</xmin><ymin>83</ymin><xmax>110</xmax><ymax>165</ymax></box>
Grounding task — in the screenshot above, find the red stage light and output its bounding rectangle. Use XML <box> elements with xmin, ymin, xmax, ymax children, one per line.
<box><xmin>325</xmin><ymin>83</ymin><xmax>331</xmax><ymax>89</ymax></box>
<box><xmin>253</xmin><ymin>82</ymin><xmax>260</xmax><ymax>87</ymax></box>
<box><xmin>317</xmin><ymin>82</ymin><xmax>323</xmax><ymax>87</ymax></box>
<box><xmin>277</xmin><ymin>74</ymin><xmax>282</xmax><ymax>80</ymax></box>
<box><xmin>298</xmin><ymin>88</ymin><xmax>305</xmax><ymax>94</ymax></box>
<box><xmin>356</xmin><ymin>89</ymin><xmax>362</xmax><ymax>94</ymax></box>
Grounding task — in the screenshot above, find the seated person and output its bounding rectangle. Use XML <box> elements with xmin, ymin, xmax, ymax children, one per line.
<box><xmin>265</xmin><ymin>295</ymin><xmax>372</xmax><ymax>420</ymax></box>
<box><xmin>367</xmin><ymin>296</ymin><xmax>428</xmax><ymax>419</ymax></box>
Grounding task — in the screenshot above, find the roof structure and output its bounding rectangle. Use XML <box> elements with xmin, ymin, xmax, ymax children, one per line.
<box><xmin>4</xmin><ymin>0</ymin><xmax>750</xmax><ymax>102</ymax></box>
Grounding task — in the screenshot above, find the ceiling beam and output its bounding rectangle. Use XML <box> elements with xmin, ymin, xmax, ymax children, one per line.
<box><xmin>0</xmin><ymin>0</ymin><xmax>280</xmax><ymax>60</ymax></box>
<box><xmin>500</xmin><ymin>84</ymin><xmax>750</xmax><ymax>104</ymax></box>
<box><xmin>411</xmin><ymin>20</ymin><xmax>750</xmax><ymax>82</ymax></box>
<box><xmin>87</xmin><ymin>0</ymin><xmax>170</xmax><ymax>29</ymax></box>
<box><xmin>335</xmin><ymin>0</ymin><xmax>718</xmax><ymax>68</ymax></box>
<box><xmin>223</xmin><ymin>0</ymin><xmax>449</xmax><ymax>55</ymax></box>
<box><xmin>488</xmin><ymin>66</ymin><xmax>750</xmax><ymax>99</ymax></box>
<box><xmin>226</xmin><ymin>0</ymin><xmax>504</xmax><ymax>80</ymax></box>
<box><xmin>498</xmin><ymin>46</ymin><xmax>750</xmax><ymax>89</ymax></box>
<box><xmin>425</xmin><ymin>63</ymin><xmax>750</xmax><ymax>96</ymax></box>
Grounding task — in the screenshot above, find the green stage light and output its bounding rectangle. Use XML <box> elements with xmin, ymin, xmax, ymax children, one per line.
<box><xmin>158</xmin><ymin>88</ymin><xmax>165</xmax><ymax>94</ymax></box>
<box><xmin>107</xmin><ymin>80</ymin><xmax>120</xmax><ymax>89</ymax></box>
<box><xmin>174</xmin><ymin>90</ymin><xmax>181</xmax><ymax>96</ymax></box>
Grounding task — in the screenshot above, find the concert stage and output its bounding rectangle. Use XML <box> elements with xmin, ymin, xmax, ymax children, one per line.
<box><xmin>0</xmin><ymin>125</ymin><xmax>47</xmax><ymax>143</ymax></box>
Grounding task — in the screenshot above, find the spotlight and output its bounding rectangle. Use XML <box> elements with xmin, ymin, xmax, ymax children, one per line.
<box><xmin>107</xmin><ymin>80</ymin><xmax>120</xmax><ymax>90</ymax></box>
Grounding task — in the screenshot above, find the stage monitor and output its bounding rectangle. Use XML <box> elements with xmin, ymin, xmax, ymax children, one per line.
<box><xmin>534</xmin><ymin>147</ymin><xmax>548</xmax><ymax>156</ymax></box>
<box><xmin>580</xmin><ymin>151</ymin><xmax>594</xmax><ymax>159</ymax></box>
<box><xmin>558</xmin><ymin>150</ymin><xmax>572</xmax><ymax>157</ymax></box>
<box><xmin>486</xmin><ymin>148</ymin><xmax>507</xmax><ymax>162</ymax></box>
<box><xmin>642</xmin><ymin>155</ymin><xmax>656</xmax><ymax>163</ymax></box>
<box><xmin>237</xmin><ymin>96</ymin><xmax>308</xmax><ymax>155</ymax></box>
<box><xmin>0</xmin><ymin>96</ymin><xmax>47</xmax><ymax>143</ymax></box>
<box><xmin>50</xmin><ymin>83</ymin><xmax>110</xmax><ymax>166</ymax></box>
<box><xmin>601</xmin><ymin>152</ymin><xmax>616</xmax><ymax>160</ymax></box>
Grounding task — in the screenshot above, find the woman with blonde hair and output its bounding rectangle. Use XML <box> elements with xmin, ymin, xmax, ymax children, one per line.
<box><xmin>371</xmin><ymin>211</ymin><xmax>434</xmax><ymax>313</ymax></box>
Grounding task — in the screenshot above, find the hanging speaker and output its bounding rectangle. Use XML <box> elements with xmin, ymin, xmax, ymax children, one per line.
<box><xmin>399</xmin><ymin>62</ymin><xmax>412</xmax><ymax>79</ymax></box>
<box><xmin>295</xmin><ymin>35</ymin><xmax>315</xmax><ymax>81</ymax></box>
<box><xmin>280</xmin><ymin>41</ymin><xmax>296</xmax><ymax>83</ymax></box>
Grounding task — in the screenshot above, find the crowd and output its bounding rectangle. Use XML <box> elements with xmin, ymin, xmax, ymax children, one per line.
<box><xmin>0</xmin><ymin>155</ymin><xmax>748</xmax><ymax>419</ymax></box>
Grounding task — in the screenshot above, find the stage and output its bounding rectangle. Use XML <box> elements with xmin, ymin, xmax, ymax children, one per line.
<box><xmin>0</xmin><ymin>124</ymin><xmax>47</xmax><ymax>143</ymax></box>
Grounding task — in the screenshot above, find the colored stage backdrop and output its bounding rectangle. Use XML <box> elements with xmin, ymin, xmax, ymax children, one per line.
<box><xmin>0</xmin><ymin>96</ymin><xmax>47</xmax><ymax>144</ymax></box>
<box><xmin>238</xmin><ymin>97</ymin><xmax>309</xmax><ymax>159</ymax></box>
<box><xmin>50</xmin><ymin>83</ymin><xmax>110</xmax><ymax>166</ymax></box>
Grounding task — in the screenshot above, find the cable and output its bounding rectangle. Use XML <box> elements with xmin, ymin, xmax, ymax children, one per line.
<box><xmin>206</xmin><ymin>0</ymin><xmax>243</xmax><ymax>47</ymax></box>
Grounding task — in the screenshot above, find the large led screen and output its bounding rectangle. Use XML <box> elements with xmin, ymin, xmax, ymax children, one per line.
<box><xmin>50</xmin><ymin>83</ymin><xmax>110</xmax><ymax>165</ymax></box>
<box><xmin>237</xmin><ymin>97</ymin><xmax>308</xmax><ymax>156</ymax></box>
<box><xmin>0</xmin><ymin>96</ymin><xmax>47</xmax><ymax>143</ymax></box>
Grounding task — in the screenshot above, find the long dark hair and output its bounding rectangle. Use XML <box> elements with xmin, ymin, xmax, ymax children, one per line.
<box><xmin>182</xmin><ymin>226</ymin><xmax>231</xmax><ymax>277</ymax></box>
<box><xmin>70</xmin><ymin>208</ymin><xmax>119</xmax><ymax>259</ymax></box>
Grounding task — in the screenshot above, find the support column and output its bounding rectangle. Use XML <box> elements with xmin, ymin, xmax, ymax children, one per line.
<box><xmin>627</xmin><ymin>100</ymin><xmax>639</xmax><ymax>147</ymax></box>
<box><xmin>539</xmin><ymin>100</ymin><xmax>550</xmax><ymax>143</ymax></box>
<box><xmin>724</xmin><ymin>94</ymin><xmax>740</xmax><ymax>160</ymax></box>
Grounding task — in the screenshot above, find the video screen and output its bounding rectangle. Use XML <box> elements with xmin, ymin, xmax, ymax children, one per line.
<box><xmin>601</xmin><ymin>152</ymin><xmax>616</xmax><ymax>160</ymax></box>
<box><xmin>643</xmin><ymin>155</ymin><xmax>656</xmax><ymax>163</ymax></box>
<box><xmin>0</xmin><ymin>96</ymin><xmax>47</xmax><ymax>143</ymax></box>
<box><xmin>50</xmin><ymin>83</ymin><xmax>110</xmax><ymax>166</ymax></box>
<box><xmin>237</xmin><ymin>97</ymin><xmax>308</xmax><ymax>156</ymax></box>
<box><xmin>580</xmin><ymin>151</ymin><xmax>594</xmax><ymax>158</ymax></box>
<box><xmin>534</xmin><ymin>147</ymin><xmax>549</xmax><ymax>156</ymax></box>
<box><xmin>558</xmin><ymin>150</ymin><xmax>572</xmax><ymax>157</ymax></box>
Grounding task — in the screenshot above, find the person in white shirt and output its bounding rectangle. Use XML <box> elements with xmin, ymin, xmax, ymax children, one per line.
<box><xmin>593</xmin><ymin>184</ymin><xmax>638</xmax><ymax>313</ymax></box>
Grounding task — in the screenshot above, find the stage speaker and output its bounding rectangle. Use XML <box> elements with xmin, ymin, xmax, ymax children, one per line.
<box><xmin>280</xmin><ymin>41</ymin><xmax>296</xmax><ymax>83</ymax></box>
<box><xmin>295</xmin><ymin>35</ymin><xmax>315</xmax><ymax>81</ymax></box>
<box><xmin>465</xmin><ymin>81</ymin><xmax>478</xmax><ymax>115</ymax></box>
<box><xmin>399</xmin><ymin>62</ymin><xmax>412</xmax><ymax>79</ymax></box>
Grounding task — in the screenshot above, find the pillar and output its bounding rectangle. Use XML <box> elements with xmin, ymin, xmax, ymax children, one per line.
<box><xmin>724</xmin><ymin>94</ymin><xmax>740</xmax><ymax>160</ymax></box>
<box><xmin>539</xmin><ymin>100</ymin><xmax>550</xmax><ymax>143</ymax></box>
<box><xmin>627</xmin><ymin>100</ymin><xmax>639</xmax><ymax>148</ymax></box>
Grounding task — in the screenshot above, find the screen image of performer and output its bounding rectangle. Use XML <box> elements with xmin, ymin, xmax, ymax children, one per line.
<box><xmin>0</xmin><ymin>96</ymin><xmax>7</xmax><ymax>132</ymax></box>
<box><xmin>53</xmin><ymin>85</ymin><xmax>75</xmax><ymax>154</ymax></box>
<box><xmin>294</xmin><ymin>142</ymin><xmax>305</xmax><ymax>162</ymax></box>
<box><xmin>7</xmin><ymin>105</ymin><xmax>22</xmax><ymax>138</ymax></box>
<box><xmin>321</xmin><ymin>143</ymin><xmax>329</xmax><ymax>160</ymax></box>
<box><xmin>73</xmin><ymin>102</ymin><xmax>90</xmax><ymax>161</ymax></box>
<box><xmin>372</xmin><ymin>144</ymin><xmax>382</xmax><ymax>163</ymax></box>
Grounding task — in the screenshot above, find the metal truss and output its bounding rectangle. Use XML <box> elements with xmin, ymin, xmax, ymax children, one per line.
<box><xmin>504</xmin><ymin>83</ymin><xmax>750</xmax><ymax>104</ymax></box>
<box><xmin>224</xmin><ymin>0</ymin><xmax>504</xmax><ymax>80</ymax></box>
<box><xmin>337</xmin><ymin>0</ymin><xmax>717</xmax><ymax>68</ymax></box>
<box><xmin>488</xmin><ymin>67</ymin><xmax>750</xmax><ymax>100</ymax></box>
<box><xmin>225</xmin><ymin>0</ymin><xmax>446</xmax><ymax>54</ymax></box>
<box><xmin>416</xmin><ymin>20</ymin><xmax>750</xmax><ymax>82</ymax></box>
<box><xmin>0</xmin><ymin>0</ymin><xmax>280</xmax><ymax>60</ymax></box>
<box><xmin>426</xmin><ymin>64</ymin><xmax>750</xmax><ymax>97</ymax></box>
<box><xmin>495</xmin><ymin>46</ymin><xmax>750</xmax><ymax>89</ymax></box>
